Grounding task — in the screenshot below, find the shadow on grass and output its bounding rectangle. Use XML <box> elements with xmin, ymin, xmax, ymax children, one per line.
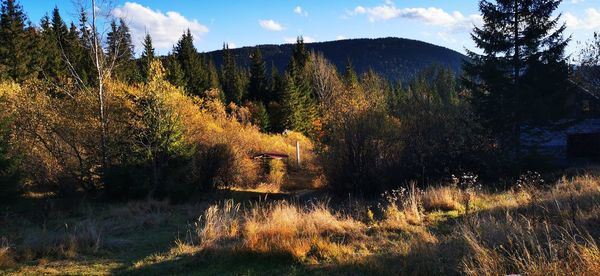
<box><xmin>115</xmin><ymin>250</ymin><xmax>306</xmax><ymax>276</ymax></box>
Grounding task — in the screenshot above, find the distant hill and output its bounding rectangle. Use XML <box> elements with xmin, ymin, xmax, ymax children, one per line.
<box><xmin>205</xmin><ymin>37</ymin><xmax>467</xmax><ymax>82</ymax></box>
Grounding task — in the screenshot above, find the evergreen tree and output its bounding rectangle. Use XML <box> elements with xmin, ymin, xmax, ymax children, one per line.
<box><xmin>165</xmin><ymin>53</ymin><xmax>185</xmax><ymax>88</ymax></box>
<box><xmin>250</xmin><ymin>101</ymin><xmax>270</xmax><ymax>132</ymax></box>
<box><xmin>206</xmin><ymin>57</ymin><xmax>221</xmax><ymax>90</ymax></box>
<box><xmin>343</xmin><ymin>60</ymin><xmax>359</xmax><ymax>90</ymax></box>
<box><xmin>140</xmin><ymin>32</ymin><xmax>155</xmax><ymax>81</ymax></box>
<box><xmin>174</xmin><ymin>29</ymin><xmax>208</xmax><ymax>96</ymax></box>
<box><xmin>220</xmin><ymin>43</ymin><xmax>245</xmax><ymax>104</ymax></box>
<box><xmin>0</xmin><ymin>0</ymin><xmax>32</xmax><ymax>81</ymax></box>
<box><xmin>269</xmin><ymin>62</ymin><xmax>284</xmax><ymax>103</ymax></box>
<box><xmin>39</xmin><ymin>14</ymin><xmax>65</xmax><ymax>81</ymax></box>
<box><xmin>281</xmin><ymin>66</ymin><xmax>317</xmax><ymax>135</ymax></box>
<box><xmin>463</xmin><ymin>0</ymin><xmax>571</xmax><ymax>148</ymax></box>
<box><xmin>248</xmin><ymin>47</ymin><xmax>268</xmax><ymax>103</ymax></box>
<box><xmin>106</xmin><ymin>19</ymin><xmax>140</xmax><ymax>83</ymax></box>
<box><xmin>51</xmin><ymin>7</ymin><xmax>68</xmax><ymax>45</ymax></box>
<box><xmin>281</xmin><ymin>38</ymin><xmax>318</xmax><ymax>135</ymax></box>
<box><xmin>77</xmin><ymin>7</ymin><xmax>95</xmax><ymax>85</ymax></box>
<box><xmin>290</xmin><ymin>36</ymin><xmax>308</xmax><ymax>70</ymax></box>
<box><xmin>65</xmin><ymin>22</ymin><xmax>86</xmax><ymax>81</ymax></box>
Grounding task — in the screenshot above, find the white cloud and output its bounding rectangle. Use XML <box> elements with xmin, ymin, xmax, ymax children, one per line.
<box><xmin>565</xmin><ymin>8</ymin><xmax>600</xmax><ymax>29</ymax></box>
<box><xmin>294</xmin><ymin>6</ymin><xmax>308</xmax><ymax>17</ymax></box>
<box><xmin>437</xmin><ymin>31</ymin><xmax>458</xmax><ymax>44</ymax></box>
<box><xmin>112</xmin><ymin>2</ymin><xmax>209</xmax><ymax>52</ymax></box>
<box><xmin>284</xmin><ymin>36</ymin><xmax>316</xmax><ymax>43</ymax></box>
<box><xmin>227</xmin><ymin>42</ymin><xmax>237</xmax><ymax>49</ymax></box>
<box><xmin>351</xmin><ymin>3</ymin><xmax>482</xmax><ymax>30</ymax></box>
<box><xmin>259</xmin><ymin>19</ymin><xmax>285</xmax><ymax>31</ymax></box>
<box><xmin>571</xmin><ymin>0</ymin><xmax>585</xmax><ymax>4</ymax></box>
<box><xmin>336</xmin><ymin>35</ymin><xmax>347</xmax><ymax>40</ymax></box>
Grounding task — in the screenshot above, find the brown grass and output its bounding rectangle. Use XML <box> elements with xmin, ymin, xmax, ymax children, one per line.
<box><xmin>5</xmin><ymin>172</ymin><xmax>600</xmax><ymax>275</ymax></box>
<box><xmin>422</xmin><ymin>185</ymin><xmax>464</xmax><ymax>212</ymax></box>
<box><xmin>460</xmin><ymin>173</ymin><xmax>600</xmax><ymax>276</ymax></box>
<box><xmin>192</xmin><ymin>200</ymin><xmax>366</xmax><ymax>261</ymax></box>
<box><xmin>0</xmin><ymin>237</ymin><xmax>14</xmax><ymax>268</ymax></box>
<box><xmin>19</xmin><ymin>219</ymin><xmax>103</xmax><ymax>260</ymax></box>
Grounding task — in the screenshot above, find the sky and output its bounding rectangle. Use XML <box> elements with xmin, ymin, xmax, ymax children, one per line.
<box><xmin>16</xmin><ymin>0</ymin><xmax>600</xmax><ymax>56</ymax></box>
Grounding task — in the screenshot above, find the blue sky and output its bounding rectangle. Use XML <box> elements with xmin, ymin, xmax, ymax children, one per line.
<box><xmin>16</xmin><ymin>0</ymin><xmax>600</xmax><ymax>56</ymax></box>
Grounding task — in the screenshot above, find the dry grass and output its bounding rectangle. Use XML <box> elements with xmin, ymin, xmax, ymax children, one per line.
<box><xmin>17</xmin><ymin>219</ymin><xmax>103</xmax><ymax>261</ymax></box>
<box><xmin>461</xmin><ymin>214</ymin><xmax>600</xmax><ymax>276</ymax></box>
<box><xmin>0</xmin><ymin>237</ymin><xmax>14</xmax><ymax>268</ymax></box>
<box><xmin>460</xmin><ymin>173</ymin><xmax>600</xmax><ymax>276</ymax></box>
<box><xmin>107</xmin><ymin>200</ymin><xmax>171</xmax><ymax>230</ymax></box>
<box><xmin>422</xmin><ymin>185</ymin><xmax>464</xmax><ymax>212</ymax></box>
<box><xmin>5</xmin><ymin>171</ymin><xmax>600</xmax><ymax>275</ymax></box>
<box><xmin>191</xmin><ymin>200</ymin><xmax>366</xmax><ymax>261</ymax></box>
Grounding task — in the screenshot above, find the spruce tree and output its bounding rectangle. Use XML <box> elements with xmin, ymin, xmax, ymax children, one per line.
<box><xmin>107</xmin><ymin>19</ymin><xmax>140</xmax><ymax>83</ymax></box>
<box><xmin>281</xmin><ymin>38</ymin><xmax>318</xmax><ymax>136</ymax></box>
<box><xmin>220</xmin><ymin>43</ymin><xmax>245</xmax><ymax>104</ymax></box>
<box><xmin>269</xmin><ymin>62</ymin><xmax>283</xmax><ymax>103</ymax></box>
<box><xmin>343</xmin><ymin>60</ymin><xmax>359</xmax><ymax>90</ymax></box>
<box><xmin>248</xmin><ymin>47</ymin><xmax>268</xmax><ymax>103</ymax></box>
<box><xmin>140</xmin><ymin>32</ymin><xmax>155</xmax><ymax>82</ymax></box>
<box><xmin>0</xmin><ymin>0</ymin><xmax>31</xmax><ymax>81</ymax></box>
<box><xmin>77</xmin><ymin>8</ymin><xmax>95</xmax><ymax>85</ymax></box>
<box><xmin>463</xmin><ymin>0</ymin><xmax>571</xmax><ymax>148</ymax></box>
<box><xmin>174</xmin><ymin>29</ymin><xmax>208</xmax><ymax>96</ymax></box>
<box><xmin>206</xmin><ymin>57</ymin><xmax>225</xmax><ymax>101</ymax></box>
<box><xmin>165</xmin><ymin>53</ymin><xmax>185</xmax><ymax>88</ymax></box>
<box><xmin>281</xmin><ymin>61</ymin><xmax>317</xmax><ymax>135</ymax></box>
<box><xmin>39</xmin><ymin>14</ymin><xmax>65</xmax><ymax>81</ymax></box>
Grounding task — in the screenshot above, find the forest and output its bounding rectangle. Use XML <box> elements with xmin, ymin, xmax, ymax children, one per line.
<box><xmin>1</xmin><ymin>0</ymin><xmax>600</xmax><ymax>274</ymax></box>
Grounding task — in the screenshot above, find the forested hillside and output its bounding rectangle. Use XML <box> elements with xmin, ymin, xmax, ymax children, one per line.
<box><xmin>207</xmin><ymin>37</ymin><xmax>467</xmax><ymax>82</ymax></box>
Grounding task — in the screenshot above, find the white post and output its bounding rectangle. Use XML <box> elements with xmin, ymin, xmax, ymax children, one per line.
<box><xmin>296</xmin><ymin>141</ymin><xmax>301</xmax><ymax>169</ymax></box>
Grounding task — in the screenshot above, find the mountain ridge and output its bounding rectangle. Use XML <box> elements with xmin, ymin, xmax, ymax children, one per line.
<box><xmin>204</xmin><ymin>37</ymin><xmax>468</xmax><ymax>82</ymax></box>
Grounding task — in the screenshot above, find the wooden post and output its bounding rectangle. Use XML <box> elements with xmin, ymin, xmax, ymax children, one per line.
<box><xmin>296</xmin><ymin>141</ymin><xmax>301</xmax><ymax>169</ymax></box>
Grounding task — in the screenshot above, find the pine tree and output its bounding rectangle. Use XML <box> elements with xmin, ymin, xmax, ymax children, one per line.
<box><xmin>0</xmin><ymin>0</ymin><xmax>32</xmax><ymax>81</ymax></box>
<box><xmin>174</xmin><ymin>29</ymin><xmax>208</xmax><ymax>96</ymax></box>
<box><xmin>463</xmin><ymin>0</ymin><xmax>571</xmax><ymax>147</ymax></box>
<box><xmin>140</xmin><ymin>32</ymin><xmax>155</xmax><ymax>81</ymax></box>
<box><xmin>248</xmin><ymin>47</ymin><xmax>268</xmax><ymax>103</ymax></box>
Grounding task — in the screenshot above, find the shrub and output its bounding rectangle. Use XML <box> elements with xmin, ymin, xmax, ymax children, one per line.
<box><xmin>267</xmin><ymin>159</ymin><xmax>286</xmax><ymax>187</ymax></box>
<box><xmin>324</xmin><ymin>109</ymin><xmax>402</xmax><ymax>195</ymax></box>
<box><xmin>0</xmin><ymin>114</ymin><xmax>21</xmax><ymax>202</ymax></box>
<box><xmin>196</xmin><ymin>144</ymin><xmax>236</xmax><ymax>191</ymax></box>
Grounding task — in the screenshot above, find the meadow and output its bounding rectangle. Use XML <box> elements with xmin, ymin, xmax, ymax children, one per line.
<box><xmin>2</xmin><ymin>169</ymin><xmax>599</xmax><ymax>275</ymax></box>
